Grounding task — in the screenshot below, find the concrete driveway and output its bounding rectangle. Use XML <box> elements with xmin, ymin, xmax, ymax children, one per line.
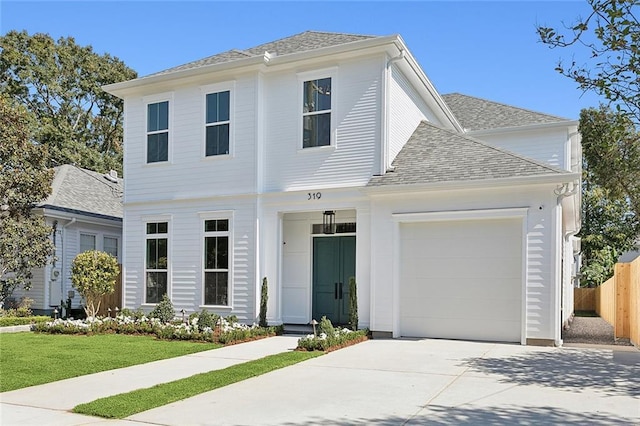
<box><xmin>2</xmin><ymin>337</ymin><xmax>638</xmax><ymax>425</ymax></box>
<box><xmin>131</xmin><ymin>339</ymin><xmax>639</xmax><ymax>425</ymax></box>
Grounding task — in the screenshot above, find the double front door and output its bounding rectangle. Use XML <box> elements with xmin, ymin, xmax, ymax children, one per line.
<box><xmin>312</xmin><ymin>236</ymin><xmax>355</xmax><ymax>325</ymax></box>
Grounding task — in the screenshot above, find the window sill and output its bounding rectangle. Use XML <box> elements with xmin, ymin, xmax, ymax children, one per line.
<box><xmin>297</xmin><ymin>144</ymin><xmax>335</xmax><ymax>154</ymax></box>
<box><xmin>199</xmin><ymin>305</ymin><xmax>233</xmax><ymax>310</ymax></box>
<box><xmin>201</xmin><ymin>153</ymin><xmax>233</xmax><ymax>162</ymax></box>
<box><xmin>143</xmin><ymin>161</ymin><xmax>171</xmax><ymax>167</ymax></box>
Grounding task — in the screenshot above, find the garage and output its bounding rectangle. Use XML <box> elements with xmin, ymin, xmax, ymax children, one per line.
<box><xmin>399</xmin><ymin>218</ymin><xmax>523</xmax><ymax>342</ymax></box>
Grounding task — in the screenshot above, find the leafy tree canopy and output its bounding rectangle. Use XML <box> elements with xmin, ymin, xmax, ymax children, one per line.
<box><xmin>0</xmin><ymin>30</ymin><xmax>137</xmax><ymax>174</ymax></box>
<box><xmin>537</xmin><ymin>0</ymin><xmax>640</xmax><ymax>122</ymax></box>
<box><xmin>0</xmin><ymin>95</ymin><xmax>55</xmax><ymax>304</ymax></box>
<box><xmin>538</xmin><ymin>1</ymin><xmax>640</xmax><ymax>283</ymax></box>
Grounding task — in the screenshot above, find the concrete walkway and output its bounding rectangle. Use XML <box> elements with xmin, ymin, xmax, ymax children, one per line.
<box><xmin>0</xmin><ymin>336</ymin><xmax>300</xmax><ymax>425</ymax></box>
<box><xmin>2</xmin><ymin>337</ymin><xmax>639</xmax><ymax>425</ymax></box>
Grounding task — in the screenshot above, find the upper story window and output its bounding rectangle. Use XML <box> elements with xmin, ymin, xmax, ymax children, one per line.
<box><xmin>205</xmin><ymin>91</ymin><xmax>230</xmax><ymax>156</ymax></box>
<box><xmin>147</xmin><ymin>101</ymin><xmax>169</xmax><ymax>163</ymax></box>
<box><xmin>303</xmin><ymin>77</ymin><xmax>331</xmax><ymax>148</ymax></box>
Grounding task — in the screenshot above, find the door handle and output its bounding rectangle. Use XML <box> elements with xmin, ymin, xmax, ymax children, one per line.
<box><xmin>334</xmin><ymin>283</ymin><xmax>338</xmax><ymax>299</ymax></box>
<box><xmin>339</xmin><ymin>282</ymin><xmax>343</xmax><ymax>299</ymax></box>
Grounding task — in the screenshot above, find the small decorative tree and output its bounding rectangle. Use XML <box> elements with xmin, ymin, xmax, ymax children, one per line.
<box><xmin>259</xmin><ymin>277</ymin><xmax>268</xmax><ymax>327</ymax></box>
<box><xmin>149</xmin><ymin>294</ymin><xmax>175</xmax><ymax>323</ymax></box>
<box><xmin>71</xmin><ymin>250</ymin><xmax>119</xmax><ymax>318</ymax></box>
<box><xmin>349</xmin><ymin>277</ymin><xmax>358</xmax><ymax>331</ymax></box>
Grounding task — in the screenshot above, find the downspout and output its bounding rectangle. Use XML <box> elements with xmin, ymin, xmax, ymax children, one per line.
<box><xmin>555</xmin><ymin>181</ymin><xmax>580</xmax><ymax>344</ymax></box>
<box><xmin>382</xmin><ymin>49</ymin><xmax>405</xmax><ymax>175</ymax></box>
<box><xmin>59</xmin><ymin>218</ymin><xmax>76</xmax><ymax>311</ymax></box>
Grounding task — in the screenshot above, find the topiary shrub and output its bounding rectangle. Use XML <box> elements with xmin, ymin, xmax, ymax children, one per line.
<box><xmin>71</xmin><ymin>250</ymin><xmax>119</xmax><ymax>318</ymax></box>
<box><xmin>149</xmin><ymin>294</ymin><xmax>175</xmax><ymax>323</ymax></box>
<box><xmin>348</xmin><ymin>277</ymin><xmax>358</xmax><ymax>331</ymax></box>
<box><xmin>196</xmin><ymin>309</ymin><xmax>218</xmax><ymax>332</ymax></box>
<box><xmin>259</xmin><ymin>277</ymin><xmax>268</xmax><ymax>327</ymax></box>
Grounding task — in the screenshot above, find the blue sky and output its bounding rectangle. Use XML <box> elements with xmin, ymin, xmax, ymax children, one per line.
<box><xmin>1</xmin><ymin>1</ymin><xmax>602</xmax><ymax>120</ymax></box>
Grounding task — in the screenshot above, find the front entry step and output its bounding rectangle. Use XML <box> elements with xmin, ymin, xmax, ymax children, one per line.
<box><xmin>282</xmin><ymin>324</ymin><xmax>314</xmax><ymax>335</ymax></box>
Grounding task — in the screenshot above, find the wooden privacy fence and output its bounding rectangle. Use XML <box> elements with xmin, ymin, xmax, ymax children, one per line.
<box><xmin>574</xmin><ymin>256</ymin><xmax>639</xmax><ymax>346</ymax></box>
<box><xmin>97</xmin><ymin>266</ymin><xmax>122</xmax><ymax>317</ymax></box>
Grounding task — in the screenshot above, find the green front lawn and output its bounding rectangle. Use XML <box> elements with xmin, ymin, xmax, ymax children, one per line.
<box><xmin>74</xmin><ymin>351</ymin><xmax>323</xmax><ymax>419</ymax></box>
<box><xmin>0</xmin><ymin>333</ymin><xmax>220</xmax><ymax>392</ymax></box>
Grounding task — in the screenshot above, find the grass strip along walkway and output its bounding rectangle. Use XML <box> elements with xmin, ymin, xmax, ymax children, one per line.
<box><xmin>74</xmin><ymin>350</ymin><xmax>323</xmax><ymax>419</ymax></box>
<box><xmin>0</xmin><ymin>333</ymin><xmax>220</xmax><ymax>392</ymax></box>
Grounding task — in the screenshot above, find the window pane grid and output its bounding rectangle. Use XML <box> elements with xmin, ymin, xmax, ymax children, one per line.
<box><xmin>203</xmin><ymin>218</ymin><xmax>229</xmax><ymax>306</ymax></box>
<box><xmin>302</xmin><ymin>78</ymin><xmax>331</xmax><ymax>148</ymax></box>
<box><xmin>205</xmin><ymin>91</ymin><xmax>231</xmax><ymax>157</ymax></box>
<box><xmin>147</xmin><ymin>101</ymin><xmax>169</xmax><ymax>163</ymax></box>
<box><xmin>146</xmin><ymin>222</ymin><xmax>168</xmax><ymax>304</ymax></box>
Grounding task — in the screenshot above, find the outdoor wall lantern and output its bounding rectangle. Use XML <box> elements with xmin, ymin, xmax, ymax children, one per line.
<box><xmin>323</xmin><ymin>211</ymin><xmax>336</xmax><ymax>234</ymax></box>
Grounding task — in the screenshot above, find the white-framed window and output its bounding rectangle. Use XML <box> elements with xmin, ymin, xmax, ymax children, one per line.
<box><xmin>79</xmin><ymin>233</ymin><xmax>96</xmax><ymax>252</ymax></box>
<box><xmin>302</xmin><ymin>76</ymin><xmax>332</xmax><ymax>148</ymax></box>
<box><xmin>103</xmin><ymin>236</ymin><xmax>118</xmax><ymax>259</ymax></box>
<box><xmin>146</xmin><ymin>100</ymin><xmax>169</xmax><ymax>163</ymax></box>
<box><xmin>145</xmin><ymin>222</ymin><xmax>168</xmax><ymax>304</ymax></box>
<box><xmin>202</xmin><ymin>217</ymin><xmax>231</xmax><ymax>306</ymax></box>
<box><xmin>205</xmin><ymin>91</ymin><xmax>230</xmax><ymax>156</ymax></box>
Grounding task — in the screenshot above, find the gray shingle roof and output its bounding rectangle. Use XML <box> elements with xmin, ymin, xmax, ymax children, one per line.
<box><xmin>442</xmin><ymin>93</ymin><xmax>570</xmax><ymax>131</ymax></box>
<box><xmin>38</xmin><ymin>165</ymin><xmax>123</xmax><ymax>220</ymax></box>
<box><xmin>367</xmin><ymin>121</ymin><xmax>570</xmax><ymax>187</ymax></box>
<box><xmin>150</xmin><ymin>31</ymin><xmax>377</xmax><ymax>76</ymax></box>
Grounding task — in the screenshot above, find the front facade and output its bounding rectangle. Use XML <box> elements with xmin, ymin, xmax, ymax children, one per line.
<box><xmin>105</xmin><ymin>31</ymin><xmax>581</xmax><ymax>345</ymax></box>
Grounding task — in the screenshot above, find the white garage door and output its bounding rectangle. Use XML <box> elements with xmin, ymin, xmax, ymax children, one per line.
<box><xmin>399</xmin><ymin>218</ymin><xmax>522</xmax><ymax>342</ymax></box>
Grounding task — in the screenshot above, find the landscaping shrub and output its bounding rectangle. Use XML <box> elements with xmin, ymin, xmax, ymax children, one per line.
<box><xmin>297</xmin><ymin>316</ymin><xmax>368</xmax><ymax>351</ymax></box>
<box><xmin>71</xmin><ymin>250</ymin><xmax>119</xmax><ymax>318</ymax></box>
<box><xmin>259</xmin><ymin>277</ymin><xmax>268</xmax><ymax>327</ymax></box>
<box><xmin>349</xmin><ymin>277</ymin><xmax>358</xmax><ymax>331</ymax></box>
<box><xmin>32</xmin><ymin>312</ymin><xmax>279</xmax><ymax>345</ymax></box>
<box><xmin>149</xmin><ymin>294</ymin><xmax>175</xmax><ymax>323</ymax></box>
<box><xmin>194</xmin><ymin>309</ymin><xmax>218</xmax><ymax>332</ymax></box>
<box><xmin>0</xmin><ymin>315</ymin><xmax>50</xmax><ymax>327</ymax></box>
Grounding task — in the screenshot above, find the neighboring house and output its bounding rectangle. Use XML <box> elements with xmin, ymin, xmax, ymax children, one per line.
<box><xmin>11</xmin><ymin>165</ymin><xmax>123</xmax><ymax>315</ymax></box>
<box><xmin>104</xmin><ymin>31</ymin><xmax>581</xmax><ymax>345</ymax></box>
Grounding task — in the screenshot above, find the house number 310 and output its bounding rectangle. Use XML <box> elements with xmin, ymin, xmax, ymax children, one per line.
<box><xmin>308</xmin><ymin>192</ymin><xmax>322</xmax><ymax>200</ymax></box>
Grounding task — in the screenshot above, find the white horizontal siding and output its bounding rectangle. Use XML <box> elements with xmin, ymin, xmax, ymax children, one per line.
<box><xmin>123</xmin><ymin>75</ymin><xmax>257</xmax><ymax>203</ymax></box>
<box><xmin>387</xmin><ymin>64</ymin><xmax>438</xmax><ymax>165</ymax></box>
<box><xmin>123</xmin><ymin>198</ymin><xmax>256</xmax><ymax>321</ymax></box>
<box><xmin>475</xmin><ymin>128</ymin><xmax>569</xmax><ymax>170</ymax></box>
<box><xmin>264</xmin><ymin>56</ymin><xmax>382</xmax><ymax>192</ymax></box>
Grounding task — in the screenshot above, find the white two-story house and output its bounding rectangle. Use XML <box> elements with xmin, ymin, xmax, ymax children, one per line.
<box><xmin>105</xmin><ymin>31</ymin><xmax>581</xmax><ymax>345</ymax></box>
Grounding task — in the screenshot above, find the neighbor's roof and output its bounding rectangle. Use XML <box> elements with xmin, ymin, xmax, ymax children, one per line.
<box><xmin>38</xmin><ymin>165</ymin><xmax>123</xmax><ymax>220</ymax></box>
<box><xmin>441</xmin><ymin>93</ymin><xmax>570</xmax><ymax>131</ymax></box>
<box><xmin>367</xmin><ymin>121</ymin><xmax>572</xmax><ymax>187</ymax></box>
<box><xmin>151</xmin><ymin>31</ymin><xmax>377</xmax><ymax>77</ymax></box>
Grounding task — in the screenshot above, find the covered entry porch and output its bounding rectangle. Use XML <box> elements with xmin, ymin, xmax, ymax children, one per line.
<box><xmin>280</xmin><ymin>210</ymin><xmax>358</xmax><ymax>326</ymax></box>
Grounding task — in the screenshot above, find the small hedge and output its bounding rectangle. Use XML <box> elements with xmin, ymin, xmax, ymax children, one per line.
<box><xmin>32</xmin><ymin>311</ymin><xmax>282</xmax><ymax>345</ymax></box>
<box><xmin>0</xmin><ymin>316</ymin><xmax>51</xmax><ymax>327</ymax></box>
<box><xmin>297</xmin><ymin>316</ymin><xmax>368</xmax><ymax>351</ymax></box>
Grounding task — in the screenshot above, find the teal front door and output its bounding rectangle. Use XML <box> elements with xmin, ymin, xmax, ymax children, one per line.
<box><xmin>312</xmin><ymin>236</ymin><xmax>355</xmax><ymax>325</ymax></box>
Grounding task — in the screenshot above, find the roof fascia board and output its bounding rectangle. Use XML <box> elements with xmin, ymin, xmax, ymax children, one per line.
<box><xmin>391</xmin><ymin>38</ymin><xmax>463</xmax><ymax>132</ymax></box>
<box><xmin>467</xmin><ymin>120</ymin><xmax>579</xmax><ymax>136</ymax></box>
<box><xmin>36</xmin><ymin>206</ymin><xmax>123</xmax><ymax>226</ymax></box>
<box><xmin>365</xmin><ymin>172</ymin><xmax>580</xmax><ymax>195</ymax></box>
<box><xmin>103</xmin><ymin>35</ymin><xmax>401</xmax><ymax>98</ymax></box>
